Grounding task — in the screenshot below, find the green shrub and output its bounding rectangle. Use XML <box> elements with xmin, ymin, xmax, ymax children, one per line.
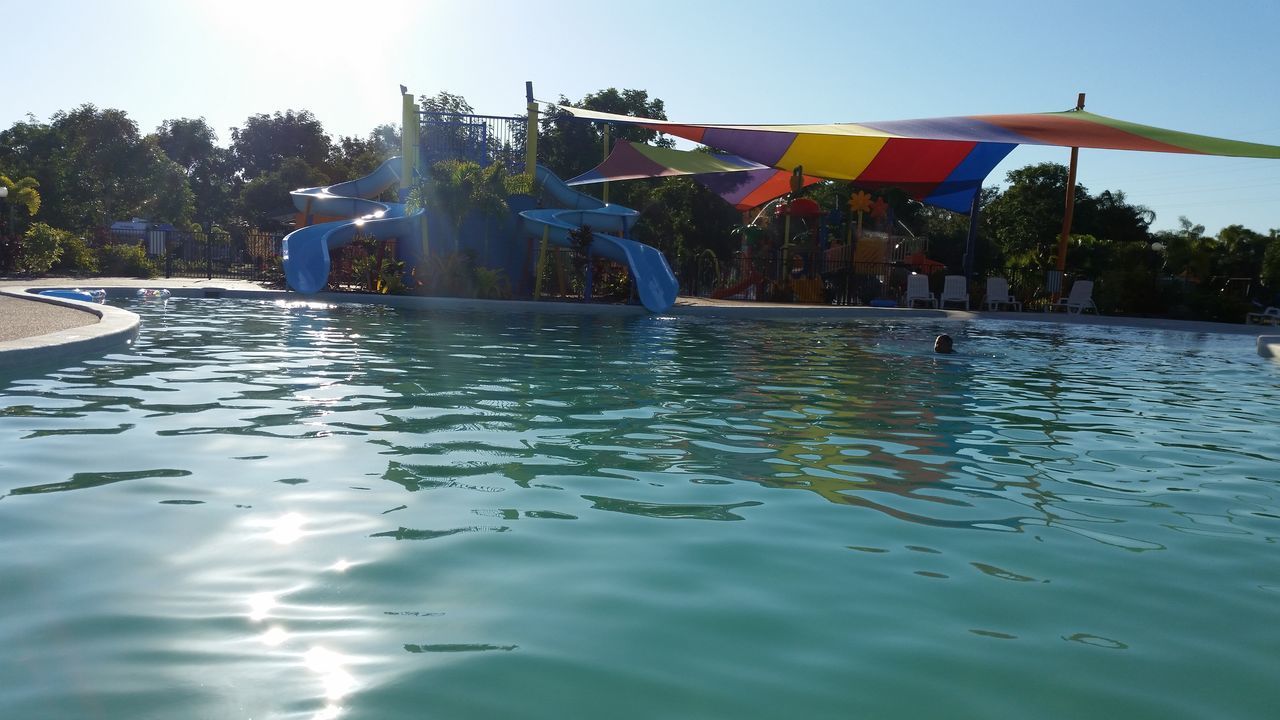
<box><xmin>51</xmin><ymin>234</ymin><xmax>100</xmax><ymax>275</ymax></box>
<box><xmin>16</xmin><ymin>222</ymin><xmax>66</xmax><ymax>275</ymax></box>
<box><xmin>97</xmin><ymin>243</ymin><xmax>158</xmax><ymax>278</ymax></box>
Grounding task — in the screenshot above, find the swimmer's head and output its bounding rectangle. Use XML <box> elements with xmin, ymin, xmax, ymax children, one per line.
<box><xmin>934</xmin><ymin>334</ymin><xmax>954</xmax><ymax>354</ymax></box>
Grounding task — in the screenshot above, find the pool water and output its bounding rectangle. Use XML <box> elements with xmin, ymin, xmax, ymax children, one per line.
<box><xmin>1</xmin><ymin>299</ymin><xmax>1278</xmax><ymax>720</ymax></box>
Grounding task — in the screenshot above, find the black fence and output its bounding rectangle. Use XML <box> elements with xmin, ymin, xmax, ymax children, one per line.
<box><xmin>679</xmin><ymin>249</ymin><xmax>1093</xmax><ymax>311</ymax></box>
<box><xmin>102</xmin><ymin>228</ymin><xmax>284</xmax><ymax>281</ymax></box>
<box><xmin>420</xmin><ymin>113</ymin><xmax>527</xmax><ymax>173</ymax></box>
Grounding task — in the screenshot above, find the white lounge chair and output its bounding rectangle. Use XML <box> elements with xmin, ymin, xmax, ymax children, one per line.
<box><xmin>904</xmin><ymin>274</ymin><xmax>937</xmax><ymax>308</ymax></box>
<box><xmin>940</xmin><ymin>275</ymin><xmax>969</xmax><ymax>310</ymax></box>
<box><xmin>1050</xmin><ymin>280</ymin><xmax>1097</xmax><ymax>314</ymax></box>
<box><xmin>1246</xmin><ymin>306</ymin><xmax>1280</xmax><ymax>325</ymax></box>
<box><xmin>984</xmin><ymin>277</ymin><xmax>1022</xmax><ymax>311</ymax></box>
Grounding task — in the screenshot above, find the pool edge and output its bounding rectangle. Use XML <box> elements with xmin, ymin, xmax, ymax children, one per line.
<box><xmin>0</xmin><ymin>289</ymin><xmax>140</xmax><ymax>370</ymax></box>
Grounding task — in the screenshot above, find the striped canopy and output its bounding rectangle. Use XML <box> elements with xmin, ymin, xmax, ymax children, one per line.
<box><xmin>554</xmin><ymin>104</ymin><xmax>1280</xmax><ymax>213</ymax></box>
<box><xmin>566</xmin><ymin>141</ymin><xmax>823</xmax><ymax>210</ymax></box>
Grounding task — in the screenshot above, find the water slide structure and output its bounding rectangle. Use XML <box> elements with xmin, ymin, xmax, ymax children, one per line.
<box><xmin>281</xmin><ymin>157</ymin><xmax>423</xmax><ymax>294</ymax></box>
<box><xmin>520</xmin><ymin>165</ymin><xmax>678</xmax><ymax>313</ymax></box>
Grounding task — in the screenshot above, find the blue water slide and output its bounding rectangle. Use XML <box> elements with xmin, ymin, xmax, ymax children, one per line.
<box><xmin>520</xmin><ymin>166</ymin><xmax>678</xmax><ymax>313</ymax></box>
<box><xmin>282</xmin><ymin>157</ymin><xmax>423</xmax><ymax>293</ymax></box>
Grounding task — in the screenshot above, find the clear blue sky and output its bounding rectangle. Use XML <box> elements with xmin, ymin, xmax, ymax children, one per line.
<box><xmin>4</xmin><ymin>0</ymin><xmax>1279</xmax><ymax>235</ymax></box>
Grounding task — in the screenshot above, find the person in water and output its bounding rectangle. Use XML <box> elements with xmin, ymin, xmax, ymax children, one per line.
<box><xmin>934</xmin><ymin>334</ymin><xmax>954</xmax><ymax>354</ymax></box>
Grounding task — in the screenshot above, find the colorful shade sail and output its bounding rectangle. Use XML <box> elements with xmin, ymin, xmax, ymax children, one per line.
<box><xmin>551</xmin><ymin>104</ymin><xmax>1280</xmax><ymax>213</ymax></box>
<box><xmin>566</xmin><ymin>141</ymin><xmax>822</xmax><ymax>210</ymax></box>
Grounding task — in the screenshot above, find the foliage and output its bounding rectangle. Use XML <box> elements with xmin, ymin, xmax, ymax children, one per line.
<box><xmin>96</xmin><ymin>242</ymin><xmax>158</xmax><ymax>278</ymax></box>
<box><xmin>0</xmin><ymin>105</ymin><xmax>194</xmax><ymax>231</ymax></box>
<box><xmin>51</xmin><ymin>233</ymin><xmax>99</xmax><ymax>275</ymax></box>
<box><xmin>983</xmin><ymin>163</ymin><xmax>1154</xmax><ymax>273</ymax></box>
<box><xmin>240</xmin><ymin>158</ymin><xmax>328</xmax><ymax>230</ymax></box>
<box><xmin>153</xmin><ymin>117</ymin><xmax>237</xmax><ymax>224</ymax></box>
<box><xmin>230</xmin><ymin>110</ymin><xmax>331</xmax><ymax>181</ymax></box>
<box><xmin>409</xmin><ymin>159</ymin><xmax>515</xmax><ymax>253</ymax></box>
<box><xmin>0</xmin><ymin>174</ymin><xmax>42</xmax><ymax>218</ymax></box>
<box><xmin>422</xmin><ymin>251</ymin><xmax>476</xmax><ymax>297</ymax></box>
<box><xmin>1261</xmin><ymin>232</ymin><xmax>1280</xmax><ymax>292</ymax></box>
<box><xmin>568</xmin><ymin>224</ymin><xmax>593</xmax><ymax>276</ymax></box>
<box><xmin>15</xmin><ymin>222</ymin><xmax>66</xmax><ymax>274</ymax></box>
<box><xmin>538</xmin><ymin>88</ymin><xmax>673</xmax><ymax>180</ymax></box>
<box><xmin>473</xmin><ymin>266</ymin><xmax>511</xmax><ymax>300</ymax></box>
<box><xmin>348</xmin><ymin>244</ymin><xmax>410</xmax><ymax>294</ymax></box>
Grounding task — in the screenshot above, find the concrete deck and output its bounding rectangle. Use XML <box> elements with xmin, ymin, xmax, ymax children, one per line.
<box><xmin>1</xmin><ymin>277</ymin><xmax>1277</xmax><ymax>367</ymax></box>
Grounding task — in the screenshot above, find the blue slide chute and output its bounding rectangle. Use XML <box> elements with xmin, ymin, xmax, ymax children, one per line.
<box><xmin>520</xmin><ymin>166</ymin><xmax>678</xmax><ymax>313</ymax></box>
<box><xmin>282</xmin><ymin>157</ymin><xmax>422</xmax><ymax>294</ymax></box>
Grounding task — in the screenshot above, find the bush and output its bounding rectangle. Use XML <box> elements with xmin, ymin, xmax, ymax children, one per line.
<box><xmin>51</xmin><ymin>234</ymin><xmax>100</xmax><ymax>275</ymax></box>
<box><xmin>16</xmin><ymin>222</ymin><xmax>67</xmax><ymax>275</ymax></box>
<box><xmin>97</xmin><ymin>243</ymin><xmax>158</xmax><ymax>278</ymax></box>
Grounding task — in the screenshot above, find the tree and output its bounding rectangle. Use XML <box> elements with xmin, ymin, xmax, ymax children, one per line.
<box><xmin>0</xmin><ymin>105</ymin><xmax>193</xmax><ymax>231</ymax></box>
<box><xmin>239</xmin><ymin>157</ymin><xmax>327</xmax><ymax>230</ymax></box>
<box><xmin>538</xmin><ymin>88</ymin><xmax>673</xmax><ymax>181</ymax></box>
<box><xmin>0</xmin><ymin>174</ymin><xmax>42</xmax><ymax>224</ymax></box>
<box><xmin>153</xmin><ymin>117</ymin><xmax>236</xmax><ymax>225</ymax></box>
<box><xmin>230</xmin><ymin>110</ymin><xmax>331</xmax><ymax>181</ymax></box>
<box><xmin>984</xmin><ymin>163</ymin><xmax>1084</xmax><ymax>269</ymax></box>
<box><xmin>326</xmin><ymin>124</ymin><xmax>400</xmax><ymax>186</ymax></box>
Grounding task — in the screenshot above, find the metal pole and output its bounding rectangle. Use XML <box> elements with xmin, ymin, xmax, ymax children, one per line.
<box><xmin>963</xmin><ymin>188</ymin><xmax>980</xmax><ymax>280</ymax></box>
<box><xmin>1055</xmin><ymin>93</ymin><xmax>1086</xmax><ymax>276</ymax></box>
<box><xmin>601</xmin><ymin>124</ymin><xmax>610</xmax><ymax>205</ymax></box>
<box><xmin>525</xmin><ymin>82</ymin><xmax>539</xmax><ymax>181</ymax></box>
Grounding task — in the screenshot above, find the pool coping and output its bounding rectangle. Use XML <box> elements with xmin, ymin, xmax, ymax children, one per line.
<box><xmin>0</xmin><ymin>288</ymin><xmax>141</xmax><ymax>370</ymax></box>
<box><xmin>2</xmin><ymin>282</ymin><xmax>1278</xmax><ymax>367</ymax></box>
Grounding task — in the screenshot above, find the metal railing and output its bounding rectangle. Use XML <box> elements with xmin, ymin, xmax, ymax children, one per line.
<box><xmin>678</xmin><ymin>249</ymin><xmax>1101</xmax><ymax>310</ymax></box>
<box><xmin>99</xmin><ymin>228</ymin><xmax>284</xmax><ymax>281</ymax></box>
<box><xmin>419</xmin><ymin>113</ymin><xmax>526</xmax><ymax>173</ymax></box>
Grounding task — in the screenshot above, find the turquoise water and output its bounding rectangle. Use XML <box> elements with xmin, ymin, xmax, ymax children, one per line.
<box><xmin>2</xmin><ymin>299</ymin><xmax>1278</xmax><ymax>720</ymax></box>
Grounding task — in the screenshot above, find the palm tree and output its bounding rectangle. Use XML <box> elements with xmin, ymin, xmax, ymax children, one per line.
<box><xmin>0</xmin><ymin>175</ymin><xmax>42</xmax><ymax>236</ymax></box>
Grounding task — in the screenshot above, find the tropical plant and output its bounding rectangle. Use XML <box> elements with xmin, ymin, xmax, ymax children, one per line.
<box><xmin>52</xmin><ymin>233</ymin><xmax>99</xmax><ymax>275</ymax></box>
<box><xmin>15</xmin><ymin>222</ymin><xmax>66</xmax><ymax>274</ymax></box>
<box><xmin>96</xmin><ymin>242</ymin><xmax>158</xmax><ymax>278</ymax></box>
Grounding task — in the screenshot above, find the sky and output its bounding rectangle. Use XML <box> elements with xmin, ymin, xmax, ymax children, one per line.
<box><xmin>3</xmin><ymin>0</ymin><xmax>1279</xmax><ymax>235</ymax></box>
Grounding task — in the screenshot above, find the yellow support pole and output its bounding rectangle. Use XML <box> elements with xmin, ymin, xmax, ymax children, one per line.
<box><xmin>525</xmin><ymin>81</ymin><xmax>539</xmax><ymax>181</ymax></box>
<box><xmin>533</xmin><ymin>225</ymin><xmax>550</xmax><ymax>300</ymax></box>
<box><xmin>401</xmin><ymin>88</ymin><xmax>428</xmax><ymax>259</ymax></box>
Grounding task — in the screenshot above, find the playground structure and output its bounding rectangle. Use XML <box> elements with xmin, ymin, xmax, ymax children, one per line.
<box><xmin>282</xmin><ymin>86</ymin><xmax>1280</xmax><ymax>312</ymax></box>
<box><xmin>281</xmin><ymin>87</ymin><xmax>678</xmax><ymax>312</ymax></box>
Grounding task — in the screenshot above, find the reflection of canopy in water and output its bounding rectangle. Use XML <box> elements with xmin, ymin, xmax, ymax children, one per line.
<box><xmin>566</xmin><ymin>140</ymin><xmax>822</xmax><ymax>211</ymax></box>
<box><xmin>554</xmin><ymin>103</ymin><xmax>1280</xmax><ymax>213</ymax></box>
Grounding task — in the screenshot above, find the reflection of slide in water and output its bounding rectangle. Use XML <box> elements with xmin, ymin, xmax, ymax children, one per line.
<box><xmin>519</xmin><ymin>166</ymin><xmax>678</xmax><ymax>313</ymax></box>
<box><xmin>281</xmin><ymin>157</ymin><xmax>423</xmax><ymax>293</ymax></box>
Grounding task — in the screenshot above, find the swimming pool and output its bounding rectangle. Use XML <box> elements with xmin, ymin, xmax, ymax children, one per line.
<box><xmin>2</xmin><ymin>298</ymin><xmax>1277</xmax><ymax>719</ymax></box>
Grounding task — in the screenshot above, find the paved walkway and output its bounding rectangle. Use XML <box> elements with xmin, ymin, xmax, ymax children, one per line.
<box><xmin>0</xmin><ymin>295</ymin><xmax>98</xmax><ymax>342</ymax></box>
<box><xmin>0</xmin><ymin>276</ymin><xmax>1273</xmax><ymax>344</ymax></box>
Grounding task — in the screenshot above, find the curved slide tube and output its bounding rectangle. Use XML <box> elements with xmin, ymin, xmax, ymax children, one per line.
<box><xmin>520</xmin><ymin>166</ymin><xmax>678</xmax><ymax>313</ymax></box>
<box><xmin>282</xmin><ymin>157</ymin><xmax>423</xmax><ymax>293</ymax></box>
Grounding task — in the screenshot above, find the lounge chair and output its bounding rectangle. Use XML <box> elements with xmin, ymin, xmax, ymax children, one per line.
<box><xmin>940</xmin><ymin>275</ymin><xmax>969</xmax><ymax>310</ymax></box>
<box><xmin>1050</xmin><ymin>280</ymin><xmax>1097</xmax><ymax>314</ymax></box>
<box><xmin>904</xmin><ymin>274</ymin><xmax>937</xmax><ymax>308</ymax></box>
<box><xmin>984</xmin><ymin>277</ymin><xmax>1022</xmax><ymax>311</ymax></box>
<box><xmin>1246</xmin><ymin>306</ymin><xmax>1280</xmax><ymax>325</ymax></box>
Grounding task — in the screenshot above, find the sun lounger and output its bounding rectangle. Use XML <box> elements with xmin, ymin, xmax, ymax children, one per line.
<box><xmin>1050</xmin><ymin>280</ymin><xmax>1097</xmax><ymax>314</ymax></box>
<box><xmin>1246</xmin><ymin>306</ymin><xmax>1280</xmax><ymax>325</ymax></box>
<box><xmin>904</xmin><ymin>274</ymin><xmax>937</xmax><ymax>308</ymax></box>
<box><xmin>939</xmin><ymin>275</ymin><xmax>969</xmax><ymax>310</ymax></box>
<box><xmin>984</xmin><ymin>277</ymin><xmax>1022</xmax><ymax>311</ymax></box>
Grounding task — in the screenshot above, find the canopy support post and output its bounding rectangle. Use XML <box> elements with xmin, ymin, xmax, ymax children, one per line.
<box><xmin>1055</xmin><ymin>93</ymin><xmax>1086</xmax><ymax>282</ymax></box>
